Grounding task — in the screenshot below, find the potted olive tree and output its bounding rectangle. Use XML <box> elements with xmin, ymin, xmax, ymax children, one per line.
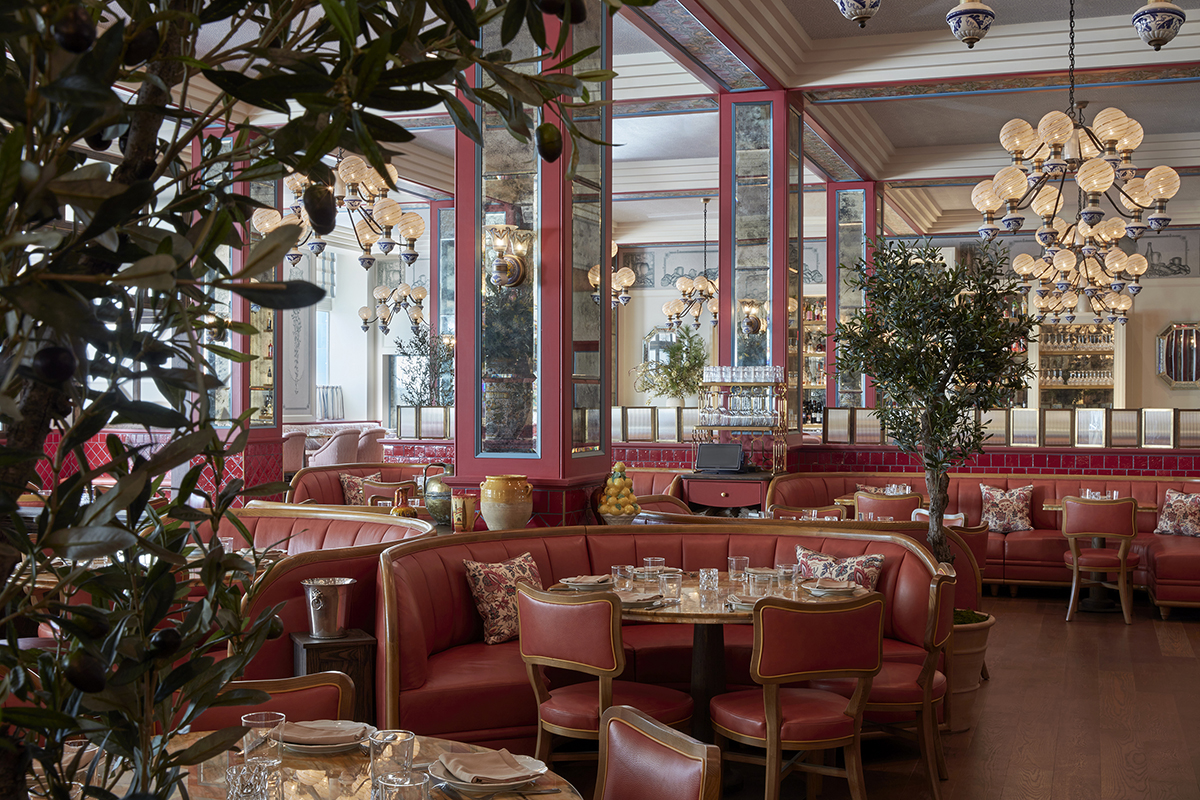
<box><xmin>630</xmin><ymin>326</ymin><xmax>708</xmax><ymax>405</ymax></box>
<box><xmin>0</xmin><ymin>0</ymin><xmax>636</xmax><ymax>796</ymax></box>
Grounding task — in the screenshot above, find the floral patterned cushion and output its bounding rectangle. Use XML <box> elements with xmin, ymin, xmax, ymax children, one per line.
<box><xmin>1154</xmin><ymin>489</ymin><xmax>1200</xmax><ymax>536</ymax></box>
<box><xmin>463</xmin><ymin>552</ymin><xmax>543</xmax><ymax>645</ymax></box>
<box><xmin>980</xmin><ymin>484</ymin><xmax>1034</xmax><ymax>533</ymax></box>
<box><xmin>338</xmin><ymin>472</ymin><xmax>382</xmax><ymax>505</ymax></box>
<box><xmin>856</xmin><ymin>484</ymin><xmax>887</xmax><ymax>495</ymax></box>
<box><xmin>794</xmin><ymin>545</ymin><xmax>884</xmax><ymax>590</ymax></box>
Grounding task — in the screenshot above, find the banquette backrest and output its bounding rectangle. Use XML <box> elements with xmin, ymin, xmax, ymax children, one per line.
<box><xmin>208</xmin><ymin>504</ymin><xmax>434</xmax><ymax>554</ymax></box>
<box><xmin>376</xmin><ymin>523</ymin><xmax>951</xmax><ymax>728</ymax></box>
<box><xmin>766</xmin><ymin>472</ymin><xmax>1200</xmax><ymax>534</ymax></box>
<box><xmin>287</xmin><ymin>463</ymin><xmax>446</xmax><ymax>505</ymax></box>
<box><xmin>625</xmin><ymin>468</ymin><xmax>686</xmax><ymax>498</ymax></box>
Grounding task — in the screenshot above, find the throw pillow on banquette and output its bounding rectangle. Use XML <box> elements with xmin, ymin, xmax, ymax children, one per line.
<box><xmin>339</xmin><ymin>472</ymin><xmax>382</xmax><ymax>505</ymax></box>
<box><xmin>795</xmin><ymin>544</ymin><xmax>883</xmax><ymax>590</ymax></box>
<box><xmin>463</xmin><ymin>552</ymin><xmax>542</xmax><ymax>644</ymax></box>
<box><xmin>980</xmin><ymin>484</ymin><xmax>1034</xmax><ymax>533</ymax></box>
<box><xmin>1155</xmin><ymin>489</ymin><xmax>1200</xmax><ymax>537</ymax></box>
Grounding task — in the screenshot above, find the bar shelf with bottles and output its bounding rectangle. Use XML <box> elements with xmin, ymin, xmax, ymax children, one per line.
<box><xmin>696</xmin><ymin>366</ymin><xmax>787</xmax><ymax>472</ymax></box>
<box><xmin>248</xmin><ymin>303</ymin><xmax>276</xmax><ymax>425</ymax></box>
<box><xmin>1037</xmin><ymin>323</ymin><xmax>1115</xmax><ymax>409</ymax></box>
<box><xmin>801</xmin><ymin>296</ymin><xmax>827</xmax><ymax>429</ymax></box>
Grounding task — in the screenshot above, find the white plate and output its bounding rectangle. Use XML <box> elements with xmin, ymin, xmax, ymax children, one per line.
<box><xmin>280</xmin><ymin>723</ymin><xmax>376</xmax><ymax>754</ymax></box>
<box><xmin>428</xmin><ymin>755</ymin><xmax>547</xmax><ymax>793</ymax></box>
<box><xmin>560</xmin><ymin>576</ymin><xmax>614</xmax><ymax>589</ymax></box>
<box><xmin>801</xmin><ymin>580</ymin><xmax>863</xmax><ymax>597</ymax></box>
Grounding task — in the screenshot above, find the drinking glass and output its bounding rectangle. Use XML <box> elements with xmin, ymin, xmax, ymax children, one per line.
<box><xmin>659</xmin><ymin>573</ymin><xmax>682</xmax><ymax>600</ymax></box>
<box><xmin>875</xmin><ymin>516</ymin><xmax>893</xmax><ymax>522</ymax></box>
<box><xmin>611</xmin><ymin>565</ymin><xmax>632</xmax><ymax>591</ymax></box>
<box><xmin>727</xmin><ymin>556</ymin><xmax>748</xmax><ymax>583</ymax></box>
<box><xmin>219</xmin><ymin>537</ymin><xmax>234</xmax><ymax>552</ymax></box>
<box><xmin>643</xmin><ymin>557</ymin><xmax>665</xmax><ymax>571</ymax></box>
<box><xmin>241</xmin><ymin>712</ymin><xmax>284</xmax><ymax>768</ymax></box>
<box><xmin>699</xmin><ymin>568</ymin><xmax>719</xmax><ymax>591</ymax></box>
<box><xmin>374</xmin><ymin>771</ymin><xmax>429</xmax><ymax>800</ymax></box>
<box><xmin>775</xmin><ymin>563</ymin><xmax>798</xmax><ymax>587</ymax></box>
<box><xmin>370</xmin><ymin>730</ymin><xmax>416</xmax><ymax>794</ymax></box>
<box><xmin>749</xmin><ymin>572</ymin><xmax>774</xmax><ymax>598</ymax></box>
<box><xmin>1112</xmin><ymin>490</ymin><xmax>1119</xmax><ymax>499</ymax></box>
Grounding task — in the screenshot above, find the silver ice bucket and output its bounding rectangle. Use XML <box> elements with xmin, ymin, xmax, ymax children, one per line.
<box><xmin>301</xmin><ymin>577</ymin><xmax>356</xmax><ymax>639</ymax></box>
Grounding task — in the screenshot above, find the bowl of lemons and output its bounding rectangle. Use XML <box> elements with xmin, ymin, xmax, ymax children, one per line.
<box><xmin>598</xmin><ymin>461</ymin><xmax>641</xmax><ymax>524</ymax></box>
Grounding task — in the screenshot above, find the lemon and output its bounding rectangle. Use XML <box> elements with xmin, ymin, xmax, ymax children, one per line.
<box><xmin>614</xmin><ymin>461</ymin><xmax>626</xmax><ymax>472</ymax></box>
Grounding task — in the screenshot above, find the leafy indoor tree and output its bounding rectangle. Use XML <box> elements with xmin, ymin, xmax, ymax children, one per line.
<box><xmin>835</xmin><ymin>240</ymin><xmax>1035</xmax><ymax>563</ymax></box>
<box><xmin>393</xmin><ymin>329</ymin><xmax>456</xmax><ymax>408</ymax></box>
<box><xmin>631</xmin><ymin>326</ymin><xmax>707</xmax><ymax>404</ymax></box>
<box><xmin>0</xmin><ymin>0</ymin><xmax>649</xmax><ymax>796</ymax></box>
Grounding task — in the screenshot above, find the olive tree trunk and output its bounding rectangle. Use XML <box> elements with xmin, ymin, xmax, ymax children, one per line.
<box><xmin>924</xmin><ymin>467</ymin><xmax>954</xmax><ymax>564</ymax></box>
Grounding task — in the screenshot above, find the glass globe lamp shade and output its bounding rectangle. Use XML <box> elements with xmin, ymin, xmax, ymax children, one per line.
<box><xmin>372</xmin><ymin>197</ymin><xmax>404</xmax><ymax>228</ymax></box>
<box><xmin>787</xmin><ymin>297</ymin><xmax>800</xmax><ymax>314</ymax></box>
<box><xmin>1012</xmin><ymin>253</ymin><xmax>1037</xmax><ymax>276</ymax></box>
<box><xmin>668</xmin><ymin>298</ymin><xmax>686</xmax><ymax>316</ymax></box>
<box><xmin>1061</xmin><ymin>290</ymin><xmax>1080</xmax><ymax>310</ymax></box>
<box><xmin>999</xmin><ymin>119</ymin><xmax>1037</xmax><ymax>155</ymax></box>
<box><xmin>971</xmin><ymin>180</ymin><xmax>1003</xmax><ymax>214</ymax></box>
<box><xmin>1105</xmin><ymin>248</ymin><xmax>1128</xmax><ymax>274</ymax></box>
<box><xmin>1120</xmin><ymin>177</ymin><xmax>1150</xmax><ymax>210</ymax></box>
<box><xmin>707</xmin><ymin>297</ymin><xmax>719</xmax><ymax>315</ymax></box>
<box><xmin>372</xmin><ymin>285</ymin><xmax>391</xmax><ymax>301</ymax></box>
<box><xmin>1030</xmin><ymin>185</ymin><xmax>1062</xmax><ymax>218</ymax></box>
<box><xmin>1116</xmin><ymin>294</ymin><xmax>1134</xmax><ymax>314</ymax></box>
<box><xmin>361</xmin><ymin>169</ymin><xmax>388</xmax><ymax>196</ymax></box>
<box><xmin>357</xmin><ymin>306</ymin><xmax>371</xmax><ymax>322</ymax></box>
<box><xmin>354</xmin><ymin>218</ymin><xmax>380</xmax><ymax>247</ymax></box>
<box><xmin>587</xmin><ymin>264</ymin><xmax>601</xmax><ymax>288</ymax></box>
<box><xmin>1125</xmin><ymin>253</ymin><xmax>1149</xmax><ymax>276</ymax></box>
<box><xmin>398</xmin><ymin>212</ymin><xmax>426</xmax><ymax>241</ymax></box>
<box><xmin>1103</xmin><ymin>217</ymin><xmax>1128</xmax><ymax>242</ymax></box>
<box><xmin>338</xmin><ymin>155</ymin><xmax>369</xmax><ymax>186</ymax></box>
<box><xmin>252</xmin><ymin>208</ymin><xmax>282</xmax><ymax>234</ymax></box>
<box><xmin>1038</xmin><ymin>111</ymin><xmax>1075</xmax><ymax>146</ymax></box>
<box><xmin>661</xmin><ymin>301</ymin><xmax>674</xmax><ymax>317</ymax></box>
<box><xmin>676</xmin><ymin>276</ymin><xmax>694</xmax><ymax>294</ymax></box>
<box><xmin>391</xmin><ymin>283</ymin><xmax>411</xmax><ymax>303</ymax></box>
<box><xmin>1075</xmin><ymin>158</ymin><xmax>1115</xmax><ymax>194</ymax></box>
<box><xmin>1118</xmin><ymin>120</ymin><xmax>1144</xmax><ymax>151</ymax></box>
<box><xmin>284</xmin><ymin>172</ymin><xmax>309</xmax><ymax>194</ymax></box>
<box><xmin>1053</xmin><ymin>248</ymin><xmax>1077</xmax><ymax>273</ymax></box>
<box><xmin>1091</xmin><ymin>107</ymin><xmax>1128</xmax><ymax>142</ymax></box>
<box><xmin>410</xmin><ymin>285</ymin><xmax>428</xmax><ymax>302</ymax></box>
<box><xmin>992</xmin><ymin>166</ymin><xmax>1028</xmax><ymax>202</ymax></box>
<box><xmin>616</xmin><ymin>267</ymin><xmax>636</xmax><ymax>289</ymax></box>
<box><xmin>692</xmin><ymin>275</ymin><xmax>711</xmax><ymax>294</ymax></box>
<box><xmin>1144</xmin><ymin>165</ymin><xmax>1180</xmax><ymax>200</ymax></box>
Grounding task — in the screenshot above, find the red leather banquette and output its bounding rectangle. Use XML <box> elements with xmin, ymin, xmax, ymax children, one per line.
<box><xmin>766</xmin><ymin>471</ymin><xmax>1200</xmax><ymax>617</ymax></box>
<box><xmin>375</xmin><ymin>523</ymin><xmax>952</xmax><ymax>752</ymax></box>
<box><xmin>286</xmin><ymin>463</ymin><xmax>446</xmax><ymax>505</ymax></box>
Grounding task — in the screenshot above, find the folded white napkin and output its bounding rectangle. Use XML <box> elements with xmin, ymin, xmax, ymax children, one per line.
<box><xmin>439</xmin><ymin>749</ymin><xmax>539</xmax><ymax>784</ymax></box>
<box><xmin>814</xmin><ymin>578</ymin><xmax>854</xmax><ymax>590</ymax></box>
<box><xmin>618</xmin><ymin>592</ymin><xmax>662</xmax><ymax>603</ymax></box>
<box><xmin>562</xmin><ymin>575</ymin><xmax>611</xmax><ymax>584</ymax></box>
<box><xmin>277</xmin><ymin>720</ymin><xmax>370</xmax><ymax>745</ymax></box>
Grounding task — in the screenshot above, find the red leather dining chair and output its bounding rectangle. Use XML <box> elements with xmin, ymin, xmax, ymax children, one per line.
<box><xmin>811</xmin><ymin>565</ymin><xmax>957</xmax><ymax>800</ymax></box>
<box><xmin>766</xmin><ymin>504</ymin><xmax>845</xmax><ymax>521</ymax></box>
<box><xmin>188</xmin><ymin>671</ymin><xmax>356</xmax><ymax>731</ymax></box>
<box><xmin>1061</xmin><ymin>496</ymin><xmax>1140</xmax><ymax>624</ymax></box>
<box><xmin>515</xmin><ymin>584</ymin><xmax>694</xmax><ymax>764</ymax></box>
<box><xmin>595</xmin><ymin>706</ymin><xmax>721</xmax><ymax>800</ymax></box>
<box><xmin>854</xmin><ymin>491</ymin><xmax>923</xmax><ymax>521</ymax></box>
<box><xmin>708</xmin><ymin>593</ymin><xmax>885</xmax><ymax>800</ymax></box>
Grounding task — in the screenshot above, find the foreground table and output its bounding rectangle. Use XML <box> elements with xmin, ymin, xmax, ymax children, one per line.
<box><xmin>173</xmin><ymin>730</ymin><xmax>583</xmax><ymax>800</ymax></box>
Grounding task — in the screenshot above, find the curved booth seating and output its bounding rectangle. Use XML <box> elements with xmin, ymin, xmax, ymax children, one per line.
<box><xmin>357</xmin><ymin>428</ymin><xmax>387</xmax><ymax>462</ymax></box>
<box><xmin>766</xmin><ymin>471</ymin><xmax>1200</xmax><ymax>618</ymax></box>
<box><xmin>198</xmin><ymin>504</ymin><xmax>434</xmax><ymax>554</ymax></box>
<box><xmin>190</xmin><ymin>671</ymin><xmax>356</xmax><ymax>731</ymax></box>
<box><xmin>625</xmin><ymin>469</ymin><xmax>687</xmax><ymax>498</ymax></box>
<box><xmin>376</xmin><ymin>522</ymin><xmax>955</xmax><ymax>751</ymax></box>
<box><xmin>595</xmin><ymin>706</ymin><xmax>721</xmax><ymax>800</ymax></box>
<box><xmin>287</xmin><ymin>463</ymin><xmax>446</xmax><ymax>506</ymax></box>
<box><xmin>309</xmin><ymin>428</ymin><xmax>360</xmax><ymax>467</ymax></box>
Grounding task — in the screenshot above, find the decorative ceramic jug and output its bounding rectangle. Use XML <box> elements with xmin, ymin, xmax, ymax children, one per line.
<box><xmin>479</xmin><ymin>475</ymin><xmax>533</xmax><ymax>531</ymax></box>
<box><xmin>422</xmin><ymin>463</ymin><xmax>453</xmax><ymax>526</ymax></box>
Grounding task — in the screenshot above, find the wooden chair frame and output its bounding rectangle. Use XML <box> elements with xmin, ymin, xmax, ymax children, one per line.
<box><xmin>1061</xmin><ymin>496</ymin><xmax>1140</xmax><ymax>624</ymax></box>
<box><xmin>595</xmin><ymin>706</ymin><xmax>721</xmax><ymax>800</ymax></box>
<box><xmin>192</xmin><ymin>671</ymin><xmax>356</xmax><ymax>730</ymax></box>
<box><xmin>712</xmin><ymin>593</ymin><xmax>884</xmax><ymax>800</ymax></box>
<box><xmin>853</xmin><ymin>491</ymin><xmax>924</xmax><ymax>520</ymax></box>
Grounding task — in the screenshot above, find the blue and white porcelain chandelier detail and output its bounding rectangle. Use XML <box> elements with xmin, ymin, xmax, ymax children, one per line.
<box><xmin>832</xmin><ymin>0</ymin><xmax>1184</xmax><ymax>50</ymax></box>
<box><xmin>968</xmin><ymin>0</ymin><xmax>1180</xmax><ymax>327</ymax></box>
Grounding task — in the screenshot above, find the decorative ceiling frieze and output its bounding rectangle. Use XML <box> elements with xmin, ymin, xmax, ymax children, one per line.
<box><xmin>629</xmin><ymin>0</ymin><xmax>767</xmax><ymax>92</ymax></box>
<box><xmin>802</xmin><ymin>122</ymin><xmax>862</xmax><ymax>182</ymax></box>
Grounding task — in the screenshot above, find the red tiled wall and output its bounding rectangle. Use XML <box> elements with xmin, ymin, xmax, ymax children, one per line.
<box><xmin>383</xmin><ymin>441</ymin><xmax>454</xmax><ymax>466</ymax></box>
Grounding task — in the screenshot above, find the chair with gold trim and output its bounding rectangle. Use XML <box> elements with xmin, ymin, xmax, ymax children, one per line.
<box><xmin>708</xmin><ymin>593</ymin><xmax>884</xmax><ymax>800</ymax></box>
<box><xmin>189</xmin><ymin>671</ymin><xmax>356</xmax><ymax>731</ymax></box>
<box><xmin>595</xmin><ymin>706</ymin><xmax>721</xmax><ymax>800</ymax></box>
<box><xmin>853</xmin><ymin>491</ymin><xmax>923</xmax><ymax>521</ymax></box>
<box><xmin>515</xmin><ymin>584</ymin><xmax>693</xmax><ymax>764</ymax></box>
<box><xmin>1061</xmin><ymin>496</ymin><xmax>1140</xmax><ymax>624</ymax></box>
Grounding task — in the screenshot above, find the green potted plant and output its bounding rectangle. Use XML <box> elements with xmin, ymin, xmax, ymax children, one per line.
<box><xmin>630</xmin><ymin>326</ymin><xmax>708</xmax><ymax>405</ymax></box>
<box><xmin>0</xmin><ymin>0</ymin><xmax>637</xmax><ymax>795</ymax></box>
<box><xmin>835</xmin><ymin>239</ymin><xmax>1035</xmax><ymax>564</ymax></box>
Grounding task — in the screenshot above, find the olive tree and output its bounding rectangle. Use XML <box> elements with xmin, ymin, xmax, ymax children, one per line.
<box><xmin>0</xmin><ymin>0</ymin><xmax>648</xmax><ymax>796</ymax></box>
<box><xmin>835</xmin><ymin>240</ymin><xmax>1035</xmax><ymax>563</ymax></box>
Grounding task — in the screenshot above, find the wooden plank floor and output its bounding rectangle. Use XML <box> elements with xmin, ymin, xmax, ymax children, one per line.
<box><xmin>556</xmin><ymin>588</ymin><xmax>1200</xmax><ymax>799</ymax></box>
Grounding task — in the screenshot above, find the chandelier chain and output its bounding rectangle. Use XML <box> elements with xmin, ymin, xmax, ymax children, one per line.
<box><xmin>1066</xmin><ymin>0</ymin><xmax>1076</xmax><ymax>119</ymax></box>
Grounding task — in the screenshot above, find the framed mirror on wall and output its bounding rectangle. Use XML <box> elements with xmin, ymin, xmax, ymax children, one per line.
<box><xmin>1158</xmin><ymin>322</ymin><xmax>1200</xmax><ymax>387</ymax></box>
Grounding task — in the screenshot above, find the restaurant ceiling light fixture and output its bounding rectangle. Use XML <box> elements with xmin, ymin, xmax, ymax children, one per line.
<box><xmin>359</xmin><ymin>282</ymin><xmax>428</xmax><ymax>335</ymax></box>
<box><xmin>970</xmin><ymin>0</ymin><xmax>1179</xmax><ymax>326</ymax></box>
<box><xmin>589</xmin><ymin>241</ymin><xmax>636</xmax><ymax>307</ymax></box>
<box><xmin>946</xmin><ymin>0</ymin><xmax>995</xmax><ymax>48</ymax></box>
<box><xmin>663</xmin><ymin>198</ymin><xmax>718</xmax><ymax>331</ymax></box>
<box><xmin>252</xmin><ymin>154</ymin><xmax>425</xmax><ymax>271</ymax></box>
<box><xmin>1132</xmin><ymin>0</ymin><xmax>1186</xmax><ymax>50</ymax></box>
<box><xmin>484</xmin><ymin>224</ymin><xmax>535</xmax><ymax>288</ymax></box>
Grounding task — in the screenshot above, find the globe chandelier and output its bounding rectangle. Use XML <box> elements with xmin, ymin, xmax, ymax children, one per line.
<box><xmin>252</xmin><ymin>153</ymin><xmax>426</xmax><ymax>272</ymax></box>
<box><xmin>663</xmin><ymin>198</ymin><xmax>718</xmax><ymax>331</ymax></box>
<box><xmin>970</xmin><ymin>0</ymin><xmax>1180</xmax><ymax>327</ymax></box>
<box><xmin>589</xmin><ymin>241</ymin><xmax>636</xmax><ymax>308</ymax></box>
<box><xmin>358</xmin><ymin>282</ymin><xmax>428</xmax><ymax>335</ymax></box>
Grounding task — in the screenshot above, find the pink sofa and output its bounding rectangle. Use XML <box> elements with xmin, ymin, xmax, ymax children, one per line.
<box><xmin>286</xmin><ymin>463</ymin><xmax>445</xmax><ymax>505</ymax></box>
<box><xmin>767</xmin><ymin>472</ymin><xmax>1200</xmax><ymax>618</ymax></box>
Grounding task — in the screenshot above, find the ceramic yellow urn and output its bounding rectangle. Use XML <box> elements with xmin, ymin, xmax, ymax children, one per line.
<box><xmin>479</xmin><ymin>475</ymin><xmax>533</xmax><ymax>531</ymax></box>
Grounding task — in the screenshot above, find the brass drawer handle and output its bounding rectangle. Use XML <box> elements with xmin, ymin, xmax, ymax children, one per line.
<box><xmin>720</xmin><ymin>492</ymin><xmax>729</xmax><ymax>498</ymax></box>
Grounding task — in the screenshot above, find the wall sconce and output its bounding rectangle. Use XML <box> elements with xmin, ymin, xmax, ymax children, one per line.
<box><xmin>589</xmin><ymin>242</ymin><xmax>635</xmax><ymax>307</ymax></box>
<box><xmin>484</xmin><ymin>223</ymin><xmax>535</xmax><ymax>287</ymax></box>
<box><xmin>739</xmin><ymin>299</ymin><xmax>764</xmax><ymax>335</ymax></box>
<box><xmin>360</xmin><ymin>282</ymin><xmax>428</xmax><ymax>335</ymax></box>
